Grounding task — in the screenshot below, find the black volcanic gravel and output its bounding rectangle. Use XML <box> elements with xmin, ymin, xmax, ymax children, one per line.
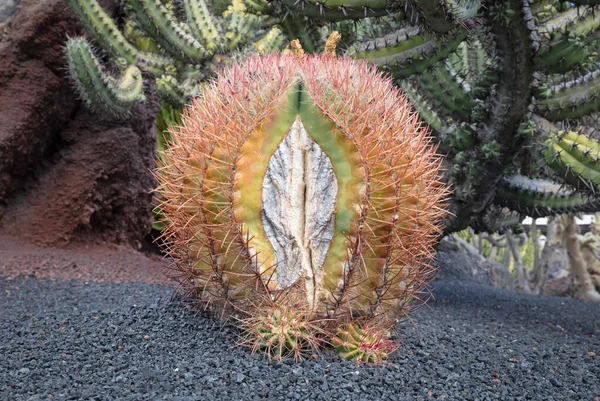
<box><xmin>1</xmin><ymin>278</ymin><xmax>599</xmax><ymax>401</ymax></box>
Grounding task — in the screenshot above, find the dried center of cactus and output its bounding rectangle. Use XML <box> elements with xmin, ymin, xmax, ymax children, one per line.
<box><xmin>262</xmin><ymin>117</ymin><xmax>338</xmax><ymax>291</ymax></box>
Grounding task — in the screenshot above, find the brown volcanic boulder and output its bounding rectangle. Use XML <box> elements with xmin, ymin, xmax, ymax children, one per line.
<box><xmin>0</xmin><ymin>0</ymin><xmax>158</xmax><ymax>248</ymax></box>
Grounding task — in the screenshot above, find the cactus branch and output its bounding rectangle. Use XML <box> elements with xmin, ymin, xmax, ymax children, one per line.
<box><xmin>66</xmin><ymin>38</ymin><xmax>144</xmax><ymax>115</ymax></box>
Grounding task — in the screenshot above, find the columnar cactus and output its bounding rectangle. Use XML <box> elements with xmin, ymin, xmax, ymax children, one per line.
<box><xmin>65</xmin><ymin>0</ymin><xmax>600</xmax><ymax>235</ymax></box>
<box><xmin>334</xmin><ymin>1</ymin><xmax>600</xmax><ymax>232</ymax></box>
<box><xmin>156</xmin><ymin>46</ymin><xmax>449</xmax><ymax>361</ymax></box>
<box><xmin>65</xmin><ymin>0</ymin><xmax>286</xmax><ymax>113</ymax></box>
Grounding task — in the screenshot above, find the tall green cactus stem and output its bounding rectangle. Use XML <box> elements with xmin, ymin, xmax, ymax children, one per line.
<box><xmin>65</xmin><ymin>0</ymin><xmax>286</xmax><ymax>112</ymax></box>
<box><xmin>346</xmin><ymin>28</ymin><xmax>468</xmax><ymax>79</ymax></box>
<box><xmin>155</xmin><ymin>75</ymin><xmax>189</xmax><ymax>109</ymax></box>
<box><xmin>419</xmin><ymin>63</ymin><xmax>475</xmax><ymax>120</ymax></box>
<box><xmin>537</xmin><ymin>70</ymin><xmax>600</xmax><ymax>121</ymax></box>
<box><xmin>274</xmin><ymin>0</ymin><xmax>393</xmax><ymax>21</ymax></box>
<box><xmin>535</xmin><ymin>8</ymin><xmax>600</xmax><ymax>74</ymax></box>
<box><xmin>252</xmin><ymin>26</ymin><xmax>287</xmax><ymax>54</ymax></box>
<box><xmin>123</xmin><ymin>0</ymin><xmax>209</xmax><ymax>62</ymax></box>
<box><xmin>223</xmin><ymin>6</ymin><xmax>261</xmax><ymax>49</ymax></box>
<box><xmin>65</xmin><ymin>0</ymin><xmax>139</xmax><ymax>65</ymax></box>
<box><xmin>403</xmin><ymin>0</ymin><xmax>480</xmax><ymax>33</ymax></box>
<box><xmin>67</xmin><ymin>38</ymin><xmax>145</xmax><ymax>115</ymax></box>
<box><xmin>183</xmin><ymin>0</ymin><xmax>225</xmax><ymax>52</ymax></box>
<box><xmin>400</xmin><ymin>81</ymin><xmax>446</xmax><ymax>133</ymax></box>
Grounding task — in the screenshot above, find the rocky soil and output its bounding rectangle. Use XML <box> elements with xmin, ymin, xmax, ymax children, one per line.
<box><xmin>0</xmin><ymin>0</ymin><xmax>159</xmax><ymax>248</ymax></box>
<box><xmin>1</xmin><ymin>236</ymin><xmax>598</xmax><ymax>401</ymax></box>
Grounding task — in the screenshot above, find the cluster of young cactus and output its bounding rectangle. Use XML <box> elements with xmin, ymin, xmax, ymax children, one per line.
<box><xmin>64</xmin><ymin>0</ymin><xmax>600</xmax><ymax>358</ymax></box>
<box><xmin>65</xmin><ymin>0</ymin><xmax>287</xmax><ymax>113</ymax></box>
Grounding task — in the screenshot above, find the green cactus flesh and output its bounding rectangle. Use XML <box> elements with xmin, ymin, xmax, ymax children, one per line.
<box><xmin>155</xmin><ymin>75</ymin><xmax>189</xmax><ymax>109</ymax></box>
<box><xmin>346</xmin><ymin>28</ymin><xmax>468</xmax><ymax>80</ymax></box>
<box><xmin>495</xmin><ymin>175</ymin><xmax>600</xmax><ymax>217</ymax></box>
<box><xmin>183</xmin><ymin>0</ymin><xmax>225</xmax><ymax>52</ymax></box>
<box><xmin>65</xmin><ymin>0</ymin><xmax>139</xmax><ymax>65</ymax></box>
<box><xmin>400</xmin><ymin>81</ymin><xmax>445</xmax><ymax>133</ymax></box>
<box><xmin>538</xmin><ymin>71</ymin><xmax>600</xmax><ymax>121</ymax></box>
<box><xmin>545</xmin><ymin>131</ymin><xmax>600</xmax><ymax>192</ymax></box>
<box><xmin>66</xmin><ymin>38</ymin><xmax>144</xmax><ymax>115</ymax></box>
<box><xmin>418</xmin><ymin>63</ymin><xmax>475</xmax><ymax>121</ymax></box>
<box><xmin>124</xmin><ymin>0</ymin><xmax>209</xmax><ymax>62</ymax></box>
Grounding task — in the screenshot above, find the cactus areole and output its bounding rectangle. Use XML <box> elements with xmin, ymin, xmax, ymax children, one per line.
<box><xmin>157</xmin><ymin>51</ymin><xmax>448</xmax><ymax>356</ymax></box>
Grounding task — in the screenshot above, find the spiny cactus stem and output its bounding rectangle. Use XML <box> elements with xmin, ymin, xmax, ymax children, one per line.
<box><xmin>66</xmin><ymin>38</ymin><xmax>142</xmax><ymax>115</ymax></box>
<box><xmin>66</xmin><ymin>0</ymin><xmax>139</xmax><ymax>64</ymax></box>
<box><xmin>125</xmin><ymin>0</ymin><xmax>209</xmax><ymax>62</ymax></box>
<box><xmin>183</xmin><ymin>0</ymin><xmax>225</xmax><ymax>52</ymax></box>
<box><xmin>276</xmin><ymin>0</ymin><xmax>391</xmax><ymax>21</ymax></box>
<box><xmin>447</xmin><ymin>0</ymin><xmax>535</xmax><ymax>233</ymax></box>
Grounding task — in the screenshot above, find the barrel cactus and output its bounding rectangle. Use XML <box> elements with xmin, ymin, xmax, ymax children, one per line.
<box><xmin>156</xmin><ymin>39</ymin><xmax>448</xmax><ymax>361</ymax></box>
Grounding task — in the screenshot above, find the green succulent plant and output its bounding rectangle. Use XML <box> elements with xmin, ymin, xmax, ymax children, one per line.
<box><xmin>65</xmin><ymin>0</ymin><xmax>287</xmax><ymax>113</ymax></box>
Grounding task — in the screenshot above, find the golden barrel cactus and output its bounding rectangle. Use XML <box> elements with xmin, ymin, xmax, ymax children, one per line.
<box><xmin>157</xmin><ymin>45</ymin><xmax>449</xmax><ymax>361</ymax></box>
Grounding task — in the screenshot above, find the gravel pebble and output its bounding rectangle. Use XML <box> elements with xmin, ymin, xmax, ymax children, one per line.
<box><xmin>1</xmin><ymin>278</ymin><xmax>598</xmax><ymax>400</ymax></box>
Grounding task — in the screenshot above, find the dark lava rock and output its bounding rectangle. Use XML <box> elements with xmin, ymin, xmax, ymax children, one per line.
<box><xmin>1</xmin><ymin>277</ymin><xmax>598</xmax><ymax>400</ymax></box>
<box><xmin>0</xmin><ymin>0</ymin><xmax>158</xmax><ymax>248</ymax></box>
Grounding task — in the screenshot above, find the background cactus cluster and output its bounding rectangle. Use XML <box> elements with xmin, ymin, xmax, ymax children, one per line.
<box><xmin>64</xmin><ymin>0</ymin><xmax>600</xmax><ymax>360</ymax></box>
<box><xmin>65</xmin><ymin>0</ymin><xmax>600</xmax><ymax>234</ymax></box>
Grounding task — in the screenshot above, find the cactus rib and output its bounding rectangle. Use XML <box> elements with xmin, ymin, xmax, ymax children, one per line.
<box><xmin>495</xmin><ymin>174</ymin><xmax>600</xmax><ymax>217</ymax></box>
<box><xmin>66</xmin><ymin>38</ymin><xmax>144</xmax><ymax>115</ymax></box>
<box><xmin>276</xmin><ymin>0</ymin><xmax>392</xmax><ymax>21</ymax></box>
<box><xmin>346</xmin><ymin>27</ymin><xmax>468</xmax><ymax>80</ymax></box>
<box><xmin>65</xmin><ymin>0</ymin><xmax>139</xmax><ymax>65</ymax></box>
<box><xmin>538</xmin><ymin>71</ymin><xmax>600</xmax><ymax>120</ymax></box>
<box><xmin>124</xmin><ymin>0</ymin><xmax>209</xmax><ymax>62</ymax></box>
<box><xmin>183</xmin><ymin>0</ymin><xmax>225</xmax><ymax>52</ymax></box>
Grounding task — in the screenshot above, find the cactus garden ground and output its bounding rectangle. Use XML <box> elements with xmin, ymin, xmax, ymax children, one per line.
<box><xmin>1</xmin><ymin>235</ymin><xmax>598</xmax><ymax>400</ymax></box>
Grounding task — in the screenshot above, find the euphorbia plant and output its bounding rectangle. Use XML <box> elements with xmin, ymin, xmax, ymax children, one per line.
<box><xmin>156</xmin><ymin>34</ymin><xmax>449</xmax><ymax>362</ymax></box>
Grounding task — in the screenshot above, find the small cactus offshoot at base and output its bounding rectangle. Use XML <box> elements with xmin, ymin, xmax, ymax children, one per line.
<box><xmin>235</xmin><ymin>302</ymin><xmax>326</xmax><ymax>361</ymax></box>
<box><xmin>331</xmin><ymin>323</ymin><xmax>399</xmax><ymax>364</ymax></box>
